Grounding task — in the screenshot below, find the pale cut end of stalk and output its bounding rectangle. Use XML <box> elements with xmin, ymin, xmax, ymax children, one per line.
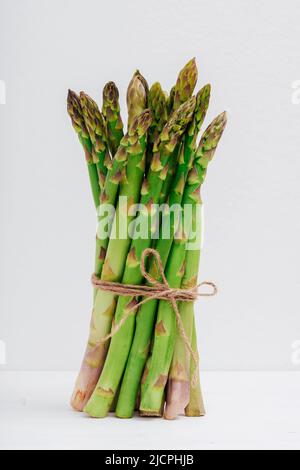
<box><xmin>173</xmin><ymin>58</ymin><xmax>198</xmax><ymax>111</ymax></box>
<box><xmin>164</xmin><ymin>309</ymin><xmax>193</xmax><ymax>420</ymax></box>
<box><xmin>164</xmin><ymin>378</ymin><xmax>190</xmax><ymax>420</ymax></box>
<box><xmin>185</xmin><ymin>322</ymin><xmax>206</xmax><ymax>417</ymax></box>
<box><xmin>70</xmin><ymin>342</ymin><xmax>109</xmax><ymax>411</ymax></box>
<box><xmin>127</xmin><ymin>70</ymin><xmax>149</xmax><ymax>129</ymax></box>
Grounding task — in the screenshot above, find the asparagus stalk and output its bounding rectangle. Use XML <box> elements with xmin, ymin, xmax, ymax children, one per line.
<box><xmin>80</xmin><ymin>92</ymin><xmax>111</xmax><ymax>192</ymax></box>
<box><xmin>70</xmin><ymin>110</ymin><xmax>152</xmax><ymax>412</ymax></box>
<box><xmin>115</xmin><ymin>86</ymin><xmax>210</xmax><ymax>418</ymax></box>
<box><xmin>67</xmin><ymin>90</ymin><xmax>101</xmax><ymax>208</ymax></box>
<box><xmin>140</xmin><ymin>112</ymin><xmax>227</xmax><ymax>416</ymax></box>
<box><xmin>127</xmin><ymin>70</ymin><xmax>149</xmax><ymax>129</ymax></box>
<box><xmin>84</xmin><ymin>98</ymin><xmax>196</xmax><ymax>418</ymax></box>
<box><xmin>185</xmin><ymin>318</ymin><xmax>206</xmax><ymax>417</ymax></box>
<box><xmin>102</xmin><ymin>82</ymin><xmax>124</xmax><ymax>155</ymax></box>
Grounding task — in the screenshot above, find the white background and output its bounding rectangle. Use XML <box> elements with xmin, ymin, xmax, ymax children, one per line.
<box><xmin>1</xmin><ymin>0</ymin><xmax>300</xmax><ymax>374</ymax></box>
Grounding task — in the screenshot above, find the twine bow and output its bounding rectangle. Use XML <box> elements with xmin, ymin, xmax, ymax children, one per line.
<box><xmin>92</xmin><ymin>248</ymin><xmax>217</xmax><ymax>386</ymax></box>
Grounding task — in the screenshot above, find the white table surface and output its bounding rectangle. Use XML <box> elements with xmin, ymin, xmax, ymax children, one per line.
<box><xmin>0</xmin><ymin>371</ymin><xmax>299</xmax><ymax>450</ymax></box>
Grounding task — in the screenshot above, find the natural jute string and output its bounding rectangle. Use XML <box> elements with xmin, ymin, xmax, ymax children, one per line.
<box><xmin>92</xmin><ymin>248</ymin><xmax>217</xmax><ymax>386</ymax></box>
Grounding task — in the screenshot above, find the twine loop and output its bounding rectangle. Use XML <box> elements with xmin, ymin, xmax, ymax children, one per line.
<box><xmin>92</xmin><ymin>248</ymin><xmax>217</xmax><ymax>386</ymax></box>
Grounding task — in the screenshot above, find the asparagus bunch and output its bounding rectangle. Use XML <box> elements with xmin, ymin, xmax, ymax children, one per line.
<box><xmin>84</xmin><ymin>98</ymin><xmax>196</xmax><ymax>418</ymax></box>
<box><xmin>116</xmin><ymin>85</ymin><xmax>211</xmax><ymax>418</ymax></box>
<box><xmin>67</xmin><ymin>58</ymin><xmax>227</xmax><ymax>418</ymax></box>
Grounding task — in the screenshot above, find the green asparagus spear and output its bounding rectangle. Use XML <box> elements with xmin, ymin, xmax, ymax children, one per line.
<box><xmin>80</xmin><ymin>92</ymin><xmax>111</xmax><ymax>192</ymax></box>
<box><xmin>102</xmin><ymin>82</ymin><xmax>124</xmax><ymax>155</ymax></box>
<box><xmin>115</xmin><ymin>86</ymin><xmax>210</xmax><ymax>418</ymax></box>
<box><xmin>67</xmin><ymin>90</ymin><xmax>101</xmax><ymax>208</ymax></box>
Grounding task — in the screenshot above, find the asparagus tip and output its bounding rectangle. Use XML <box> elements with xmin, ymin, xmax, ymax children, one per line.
<box><xmin>129</xmin><ymin>108</ymin><xmax>152</xmax><ymax>136</ymax></box>
<box><xmin>103</xmin><ymin>81</ymin><xmax>119</xmax><ymax>103</ymax></box>
<box><xmin>173</xmin><ymin>58</ymin><xmax>198</xmax><ymax>110</ymax></box>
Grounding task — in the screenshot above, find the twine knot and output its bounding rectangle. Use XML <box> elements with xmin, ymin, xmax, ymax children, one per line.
<box><xmin>92</xmin><ymin>248</ymin><xmax>217</xmax><ymax>387</ymax></box>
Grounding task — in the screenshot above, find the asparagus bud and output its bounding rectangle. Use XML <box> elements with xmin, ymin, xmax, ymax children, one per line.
<box><xmin>67</xmin><ymin>90</ymin><xmax>101</xmax><ymax>207</ymax></box>
<box><xmin>173</xmin><ymin>58</ymin><xmax>198</xmax><ymax>111</ymax></box>
<box><xmin>196</xmin><ymin>111</ymin><xmax>227</xmax><ymax>184</ymax></box>
<box><xmin>102</xmin><ymin>81</ymin><xmax>124</xmax><ymax>155</ymax></box>
<box><xmin>187</xmin><ymin>84</ymin><xmax>211</xmax><ymax>146</ymax></box>
<box><xmin>79</xmin><ymin>92</ymin><xmax>108</xmax><ymax>156</ymax></box>
<box><xmin>167</xmin><ymin>86</ymin><xmax>176</xmax><ymax>115</ymax></box>
<box><xmin>80</xmin><ymin>92</ymin><xmax>110</xmax><ymax>190</ymax></box>
<box><xmin>148</xmin><ymin>82</ymin><xmax>168</xmax><ymax>141</ymax></box>
<box><xmin>127</xmin><ymin>70</ymin><xmax>149</xmax><ymax>129</ymax></box>
<box><xmin>160</xmin><ymin>95</ymin><xmax>196</xmax><ymax>148</ymax></box>
<box><xmin>67</xmin><ymin>89</ymin><xmax>90</xmax><ymax>142</ymax></box>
